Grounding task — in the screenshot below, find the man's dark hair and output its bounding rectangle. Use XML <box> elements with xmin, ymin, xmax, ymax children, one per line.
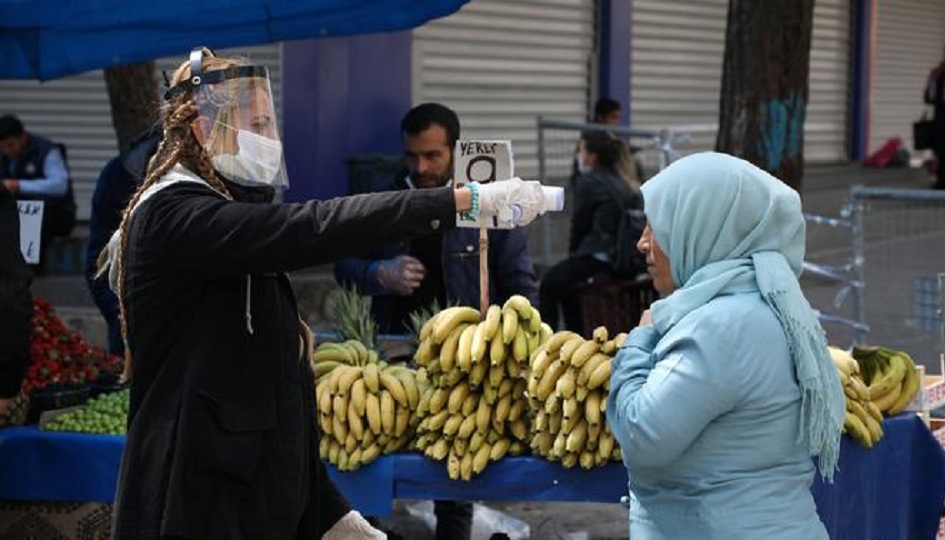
<box><xmin>0</xmin><ymin>115</ymin><xmax>25</xmax><ymax>141</ymax></box>
<box><xmin>593</xmin><ymin>98</ymin><xmax>621</xmax><ymax>121</ymax></box>
<box><xmin>401</xmin><ymin>103</ymin><xmax>461</xmax><ymax>148</ymax></box>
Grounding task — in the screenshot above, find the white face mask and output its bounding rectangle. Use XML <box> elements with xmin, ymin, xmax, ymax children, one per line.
<box><xmin>212</xmin><ymin>129</ymin><xmax>283</xmax><ymax>187</ymax></box>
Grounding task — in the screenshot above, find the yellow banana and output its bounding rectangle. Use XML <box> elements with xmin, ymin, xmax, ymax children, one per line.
<box><xmin>457</xmin><ymin>414</ymin><xmax>478</xmax><ymax>440</ymax></box>
<box><xmin>460</xmin><ymin>451</ymin><xmax>474</xmax><ymax>480</ymax></box>
<box><xmin>456</xmin><ymin>324</ymin><xmax>478</xmax><ymax>372</ymax></box>
<box><xmin>362</xmin><ymin>363</ymin><xmax>380</xmax><ymax>394</ymax></box>
<box><xmin>537</xmin><ymin>359</ymin><xmax>568</xmax><ymax>401</ymax></box>
<box><xmin>394</xmin><ymin>405</ymin><xmax>409</xmax><ymax>438</ymax></box>
<box><xmin>347</xmin><ymin>399</ymin><xmax>364</xmax><ymax>440</ymax></box>
<box><xmin>414</xmin><ymin>338</ymin><xmax>436</xmax><ymax>368</ymax></box>
<box><xmin>548</xmin><ymin>409</ymin><xmax>562</xmax><ymax>434</ymax></box>
<box><xmin>473</xmin><ymin>441</ymin><xmax>492</xmax><ymax>474</ymax></box>
<box><xmin>495</xmin><ymin>393</ymin><xmax>512</xmax><ymax>423</ymax></box>
<box><xmin>867</xmin><ymin>354</ymin><xmax>906</xmax><ymax>401</ymax></box>
<box><xmin>332</xmin><ymin>414</ymin><xmax>348</xmax><ymax>443</ymax></box>
<box><xmin>443</xmin><ymin>413</ymin><xmax>464</xmax><ymax>437</ymax></box>
<box><xmin>447</xmin><ymin>450</ymin><xmax>462</xmax><ymax>480</ymax></box>
<box><xmin>501</xmin><ymin>306</ymin><xmax>519</xmax><ymax>345</ymax></box>
<box><xmin>317</xmin><ymin>380</ymin><xmax>332</xmax><ymax>415</ymax></box>
<box><xmin>469</xmin><ymin>358</ymin><xmax>488</xmax><ymax>388</ymax></box>
<box><xmin>578</xmin><ymin>352</ymin><xmax>610</xmax><ymax>387</ymax></box>
<box><xmin>528</xmin><ymin>306</ymin><xmax>542</xmax><ymax>334</ymax></box>
<box><xmin>570</xmin><ymin>339</ymin><xmax>600</xmax><ymax>368</ymax></box>
<box><xmin>580</xmin><ymin>451</ymin><xmax>595</xmax><ymax>470</ymax></box>
<box><xmin>380</xmin><ymin>390</ymin><xmax>395</xmax><ymax>436</ymax></box>
<box><xmin>887</xmin><ymin>354</ymin><xmax>919</xmax><ymax>415</ymax></box>
<box><xmin>559</xmin><ymin>335</ymin><xmax>586</xmax><ymax>364</ymax></box>
<box><xmin>477</xmin><ymin>399</ymin><xmax>492</xmax><ymax>436</ymax></box>
<box><xmin>461</xmin><ymin>392</ymin><xmax>479</xmax><ymax>416</ymax></box>
<box><xmin>344</xmin><ymin>340</ymin><xmax>369</xmax><ymax>366</ymax></box>
<box><xmin>394</xmin><ymin>371</ymin><xmax>420</xmax><ymax>411</ymax></box>
<box><xmin>429</xmin><ymin>387</ymin><xmax>448</xmax><ymax>414</ymax></box>
<box><xmin>592</xmin><ymin>325</ymin><xmax>609</xmax><ymax>343</ymax></box>
<box><xmin>539</xmin><ymin>323</ymin><xmax>554</xmax><ymax>345</ymax></box>
<box><xmin>379</xmin><ymin>370</ymin><xmax>409</xmax><ymax>408</ymax></box>
<box><xmin>419</xmin><ymin>313</ymin><xmax>438</xmax><ymax>343</ymax></box>
<box><xmin>587</xmin><ymin>359</ymin><xmax>612</xmax><ymax>390</ymax></box>
<box><xmin>350</xmin><ymin>379</ymin><xmax>367</xmax><ymax>417</ymax></box>
<box><xmin>848</xmin><ymin>375</ymin><xmax>870</xmax><ymax>402</ymax></box>
<box><xmin>482</xmin><ymin>304</ymin><xmax>502</xmax><ymax>341</ymax></box>
<box><xmin>510</xmin><ymin>418</ymin><xmax>528</xmax><ymax>440</ymax></box>
<box><xmin>508</xmin><ymin>399</ymin><xmax>524</xmax><ymax>423</ymax></box>
<box><xmin>585</xmin><ymin>391</ymin><xmax>602</xmax><ymax>426</ymax></box>
<box><xmin>488</xmin><ymin>363</ymin><xmax>505</xmax><ymax>388</ymax></box>
<box><xmin>566</xmin><ymin>419</ymin><xmax>588</xmax><ymax>453</ymax></box>
<box><xmin>427</xmin><ymin>409</ymin><xmax>450</xmax><ymax>431</ymax></box>
<box><xmin>613</xmin><ymin>332</ymin><xmax>629</xmax><ymax>348</ymax></box>
<box><xmin>490</xmin><ymin>437</ymin><xmax>511</xmax><ymax>461</ymax></box>
<box><xmin>872</xmin><ymin>381</ymin><xmax>902</xmax><ymax>412</ymax></box>
<box><xmin>439</xmin><ymin>322</ymin><xmax>470</xmax><ymax>373</ymax></box>
<box><xmin>361</xmin><ymin>443</ymin><xmax>381</xmax><ymax>465</ymax></box>
<box><xmin>597</xmin><ymin>431</ymin><xmax>615</xmax><ymax>460</ymax></box>
<box><xmin>865</xmin><ymin>400</ymin><xmax>884</xmax><ymax>423</ymax></box>
<box><xmin>470</xmin><ymin>321</ymin><xmax>489</xmax><ymax>364</ymax></box>
<box><xmin>504</xmin><ymin>294</ymin><xmax>533</xmax><ymax>320</ymax></box>
<box><xmin>512</xmin><ymin>327</ymin><xmax>529</xmax><ymax>363</ymax></box>
<box><xmin>333</xmin><ymin>394</ymin><xmax>348</xmax><ymax>421</ymax></box>
<box><xmin>365</xmin><ymin>393</ymin><xmax>381</xmax><ymax>435</ymax></box>
<box><xmin>490</xmin><ymin>334</ymin><xmax>507</xmax><ymax>366</ymax></box>
<box><xmin>469</xmin><ymin>430</ymin><xmax>484</xmax><ymax>453</ymax></box>
<box><xmin>432</xmin><ymin>306</ymin><xmax>481</xmax><ymax>344</ymax></box>
<box><xmin>601</xmin><ymin>340</ymin><xmax>617</xmax><ymax>355</ymax></box>
<box><xmin>448</xmin><ymin>382</ymin><xmax>471</xmax><ymax>415</ymax></box>
<box><xmin>555</xmin><ymin>367</ymin><xmax>577</xmax><ymax>399</ymax></box>
<box><xmin>843</xmin><ymin>410</ymin><xmax>873</xmax><ymax>449</ymax></box>
<box><xmin>313</xmin><ymin>345</ymin><xmax>355</xmax><ymax>365</ymax></box>
<box><xmin>314</xmin><ymin>360</ymin><xmax>343</xmax><ymax>379</ymax></box>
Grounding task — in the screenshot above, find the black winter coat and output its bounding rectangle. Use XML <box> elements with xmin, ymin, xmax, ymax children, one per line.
<box><xmin>569</xmin><ymin>171</ymin><xmax>642</xmax><ymax>260</ymax></box>
<box><xmin>111</xmin><ymin>171</ymin><xmax>457</xmax><ymax>540</ymax></box>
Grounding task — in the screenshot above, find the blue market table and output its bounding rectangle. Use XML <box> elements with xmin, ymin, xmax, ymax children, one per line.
<box><xmin>2</xmin><ymin>414</ymin><xmax>943</xmax><ymax>540</ymax></box>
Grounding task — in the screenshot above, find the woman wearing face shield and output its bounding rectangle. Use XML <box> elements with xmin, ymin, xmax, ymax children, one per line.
<box><xmin>97</xmin><ymin>48</ymin><xmax>547</xmax><ymax>540</ymax></box>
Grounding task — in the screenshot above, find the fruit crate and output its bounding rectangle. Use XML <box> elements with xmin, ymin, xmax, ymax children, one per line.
<box><xmin>925</xmin><ymin>374</ymin><xmax>945</xmax><ymax>412</ymax></box>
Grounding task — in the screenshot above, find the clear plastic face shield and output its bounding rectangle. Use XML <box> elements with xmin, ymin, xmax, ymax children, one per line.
<box><xmin>167</xmin><ymin>48</ymin><xmax>288</xmax><ymax>189</ymax></box>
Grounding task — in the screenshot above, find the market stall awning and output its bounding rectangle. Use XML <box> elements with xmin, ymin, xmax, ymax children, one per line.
<box><xmin>0</xmin><ymin>0</ymin><xmax>468</xmax><ymax>81</ymax></box>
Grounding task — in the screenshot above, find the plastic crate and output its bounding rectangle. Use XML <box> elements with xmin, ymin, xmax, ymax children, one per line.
<box><xmin>576</xmin><ymin>276</ymin><xmax>658</xmax><ymax>336</ymax></box>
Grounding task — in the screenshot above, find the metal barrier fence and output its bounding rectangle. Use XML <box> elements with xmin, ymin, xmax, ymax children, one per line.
<box><xmin>847</xmin><ymin>187</ymin><xmax>945</xmax><ymax>368</ymax></box>
<box><xmin>807</xmin><ymin>187</ymin><xmax>945</xmax><ymax>368</ymax></box>
<box><xmin>533</xmin><ymin>117</ymin><xmax>685</xmax><ymax>269</ymax></box>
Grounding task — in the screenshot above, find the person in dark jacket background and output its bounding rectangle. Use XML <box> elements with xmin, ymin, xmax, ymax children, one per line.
<box><xmin>84</xmin><ymin>130</ymin><xmax>161</xmax><ymax>356</ymax></box>
<box><xmin>0</xmin><ymin>183</ymin><xmax>33</xmax><ymax>414</ymax></box>
<box><xmin>540</xmin><ymin>131</ymin><xmax>644</xmax><ymax>330</ymax></box>
<box><xmin>0</xmin><ymin>114</ymin><xmax>77</xmax><ymax>270</ymax></box>
<box><xmin>334</xmin><ymin>103</ymin><xmax>539</xmax><ymax>336</ymax></box>
<box><xmin>925</xmin><ymin>43</ymin><xmax>945</xmax><ymax>190</ymax></box>
<box><xmin>334</xmin><ymin>102</ymin><xmax>539</xmax><ymax>540</ymax></box>
<box><xmin>97</xmin><ymin>48</ymin><xmax>546</xmax><ymax>540</ymax></box>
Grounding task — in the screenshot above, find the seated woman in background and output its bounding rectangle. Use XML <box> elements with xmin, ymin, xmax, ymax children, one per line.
<box><xmin>539</xmin><ymin>130</ymin><xmax>645</xmax><ymax>330</ymax></box>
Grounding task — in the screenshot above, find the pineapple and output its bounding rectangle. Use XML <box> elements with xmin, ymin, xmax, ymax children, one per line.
<box><xmin>334</xmin><ymin>283</ymin><xmax>378</xmax><ymax>350</ymax></box>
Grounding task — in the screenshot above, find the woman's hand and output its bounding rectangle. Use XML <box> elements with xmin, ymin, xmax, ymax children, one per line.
<box><xmin>322</xmin><ymin>510</ymin><xmax>386</xmax><ymax>539</ymax></box>
<box><xmin>638</xmin><ymin>309</ymin><xmax>653</xmax><ymax>327</ymax></box>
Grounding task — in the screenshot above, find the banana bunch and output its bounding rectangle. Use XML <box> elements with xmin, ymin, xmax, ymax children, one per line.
<box><xmin>314</xmin><ymin>343</ymin><xmax>429</xmax><ymax>471</ymax></box>
<box><xmin>310</xmin><ymin>340</ymin><xmax>379</xmax><ymax>381</ymax></box>
<box><xmin>851</xmin><ymin>345</ymin><xmax>921</xmax><ymax>418</ymax></box>
<box><xmin>411</xmin><ymin>296</ymin><xmax>549</xmax><ymax>480</ymax></box>
<box><xmin>830</xmin><ymin>346</ymin><xmax>884</xmax><ymax>449</ymax></box>
<box><xmin>526</xmin><ymin>327</ymin><xmax>627</xmax><ymax>469</ymax></box>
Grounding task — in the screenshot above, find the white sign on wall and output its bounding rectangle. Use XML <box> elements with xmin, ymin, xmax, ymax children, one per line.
<box><xmin>454</xmin><ymin>139</ymin><xmax>514</xmax><ymax>229</ymax></box>
<box><xmin>17</xmin><ymin>200</ymin><xmax>44</xmax><ymax>264</ymax></box>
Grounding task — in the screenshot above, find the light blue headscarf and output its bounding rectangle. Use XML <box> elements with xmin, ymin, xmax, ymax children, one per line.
<box><xmin>641</xmin><ymin>152</ymin><xmax>845</xmax><ymax>481</ymax></box>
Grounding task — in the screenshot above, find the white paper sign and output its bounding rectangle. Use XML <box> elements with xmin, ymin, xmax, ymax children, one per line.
<box><xmin>17</xmin><ymin>200</ymin><xmax>44</xmax><ymax>264</ymax></box>
<box><xmin>454</xmin><ymin>140</ymin><xmax>514</xmax><ymax>229</ymax></box>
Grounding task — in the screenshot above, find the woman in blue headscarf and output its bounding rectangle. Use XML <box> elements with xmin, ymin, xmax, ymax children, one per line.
<box><xmin>606</xmin><ymin>152</ymin><xmax>845</xmax><ymax>539</ymax></box>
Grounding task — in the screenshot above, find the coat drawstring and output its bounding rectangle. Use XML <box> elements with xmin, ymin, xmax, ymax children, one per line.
<box><xmin>245</xmin><ymin>275</ymin><xmax>254</xmax><ymax>334</ymax></box>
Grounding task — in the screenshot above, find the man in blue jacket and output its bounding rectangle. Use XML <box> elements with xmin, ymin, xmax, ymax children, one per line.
<box><xmin>334</xmin><ymin>103</ymin><xmax>538</xmax><ymax>540</ymax></box>
<box><xmin>335</xmin><ymin>103</ymin><xmax>538</xmax><ymax>335</ymax></box>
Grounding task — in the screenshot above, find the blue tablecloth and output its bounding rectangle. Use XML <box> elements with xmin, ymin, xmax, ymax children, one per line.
<box><xmin>2</xmin><ymin>415</ymin><xmax>944</xmax><ymax>539</ymax></box>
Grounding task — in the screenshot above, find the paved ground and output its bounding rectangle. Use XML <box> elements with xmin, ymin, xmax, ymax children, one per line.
<box><xmin>28</xmin><ymin>160</ymin><xmax>943</xmax><ymax>540</ymax></box>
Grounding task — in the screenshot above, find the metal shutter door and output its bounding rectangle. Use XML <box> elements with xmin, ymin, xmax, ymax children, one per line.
<box><xmin>869</xmin><ymin>0</ymin><xmax>945</xmax><ymax>154</ymax></box>
<box><xmin>0</xmin><ymin>44</ymin><xmax>282</xmax><ymax>221</ymax></box>
<box><xmin>412</xmin><ymin>0</ymin><xmax>597</xmax><ymax>179</ymax></box>
<box><xmin>630</xmin><ymin>0</ymin><xmax>850</xmax><ymax>162</ymax></box>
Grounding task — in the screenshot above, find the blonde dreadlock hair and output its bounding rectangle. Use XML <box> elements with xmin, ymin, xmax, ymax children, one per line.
<box><xmin>96</xmin><ymin>49</ymin><xmax>244</xmax><ymax>382</ymax></box>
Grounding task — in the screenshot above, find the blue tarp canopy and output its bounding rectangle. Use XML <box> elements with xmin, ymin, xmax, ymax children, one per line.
<box><xmin>0</xmin><ymin>0</ymin><xmax>468</xmax><ymax>80</ymax></box>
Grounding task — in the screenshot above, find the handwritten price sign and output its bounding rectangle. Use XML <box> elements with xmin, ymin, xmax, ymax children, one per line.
<box><xmin>17</xmin><ymin>200</ymin><xmax>44</xmax><ymax>264</ymax></box>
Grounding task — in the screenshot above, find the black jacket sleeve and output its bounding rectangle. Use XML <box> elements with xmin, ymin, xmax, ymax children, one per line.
<box><xmin>135</xmin><ymin>184</ymin><xmax>458</xmax><ymax>281</ymax></box>
<box><xmin>0</xmin><ymin>185</ymin><xmax>33</xmax><ymax>397</ymax></box>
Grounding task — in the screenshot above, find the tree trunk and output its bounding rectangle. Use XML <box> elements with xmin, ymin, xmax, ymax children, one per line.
<box><xmin>103</xmin><ymin>61</ymin><xmax>160</xmax><ymax>156</ymax></box>
<box><xmin>715</xmin><ymin>0</ymin><xmax>815</xmax><ymax>190</ymax></box>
